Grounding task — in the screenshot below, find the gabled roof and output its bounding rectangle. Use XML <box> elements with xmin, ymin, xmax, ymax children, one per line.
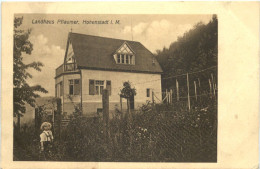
<box><xmin>68</xmin><ymin>32</ymin><xmax>163</xmax><ymax>74</ymax></box>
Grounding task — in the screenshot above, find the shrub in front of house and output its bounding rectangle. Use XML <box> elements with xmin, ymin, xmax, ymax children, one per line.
<box><xmin>61</xmin><ymin>96</ymin><xmax>217</xmax><ymax>162</ymax></box>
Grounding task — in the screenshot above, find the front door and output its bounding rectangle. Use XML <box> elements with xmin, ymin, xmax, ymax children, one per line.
<box><xmin>130</xmin><ymin>95</ymin><xmax>134</xmax><ymax>110</ymax></box>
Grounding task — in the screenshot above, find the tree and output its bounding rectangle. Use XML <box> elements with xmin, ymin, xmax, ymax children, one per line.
<box><xmin>120</xmin><ymin>81</ymin><xmax>136</xmax><ymax>99</ymax></box>
<box><xmin>13</xmin><ymin>17</ymin><xmax>48</xmax><ymax>130</ymax></box>
<box><xmin>155</xmin><ymin>15</ymin><xmax>218</xmax><ymax>95</ymax></box>
<box><xmin>120</xmin><ymin>81</ymin><xmax>136</xmax><ymax>110</ymax></box>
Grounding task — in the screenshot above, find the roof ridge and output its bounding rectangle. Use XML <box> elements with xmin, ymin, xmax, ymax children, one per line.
<box><xmin>70</xmin><ymin>32</ymin><xmax>140</xmax><ymax>43</ymax></box>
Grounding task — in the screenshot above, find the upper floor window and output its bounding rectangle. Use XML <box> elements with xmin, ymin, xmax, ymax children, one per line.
<box><xmin>117</xmin><ymin>54</ymin><xmax>134</xmax><ymax>65</ymax></box>
<box><xmin>114</xmin><ymin>42</ymin><xmax>135</xmax><ymax>65</ymax></box>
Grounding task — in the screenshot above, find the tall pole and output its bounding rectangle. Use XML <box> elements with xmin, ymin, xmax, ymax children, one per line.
<box><xmin>197</xmin><ymin>78</ymin><xmax>201</xmax><ymax>102</ymax></box>
<box><xmin>166</xmin><ymin>89</ymin><xmax>169</xmax><ymax>104</ymax></box>
<box><xmin>187</xmin><ymin>73</ymin><xmax>190</xmax><ymax>111</ymax></box>
<box><xmin>120</xmin><ymin>96</ymin><xmax>122</xmax><ymax>112</ymax></box>
<box><xmin>170</xmin><ymin>89</ymin><xmax>173</xmax><ymax>104</ymax></box>
<box><xmin>152</xmin><ymin>91</ymin><xmax>155</xmax><ymax>104</ymax></box>
<box><xmin>209</xmin><ymin>79</ymin><xmax>212</xmax><ymax>96</ymax></box>
<box><xmin>211</xmin><ymin>73</ymin><xmax>215</xmax><ymax>96</ymax></box>
<box><xmin>102</xmin><ymin>89</ymin><xmax>109</xmax><ymax>142</ymax></box>
<box><xmin>176</xmin><ymin>79</ymin><xmax>179</xmax><ymax>101</ymax></box>
<box><xmin>194</xmin><ymin>81</ymin><xmax>197</xmax><ymax>101</ymax></box>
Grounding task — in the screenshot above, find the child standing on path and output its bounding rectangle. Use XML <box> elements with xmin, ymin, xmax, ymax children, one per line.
<box><xmin>40</xmin><ymin>122</ymin><xmax>54</xmax><ymax>160</ymax></box>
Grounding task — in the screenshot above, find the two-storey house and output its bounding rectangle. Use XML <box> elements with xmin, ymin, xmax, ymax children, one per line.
<box><xmin>55</xmin><ymin>32</ymin><xmax>163</xmax><ymax>116</ymax></box>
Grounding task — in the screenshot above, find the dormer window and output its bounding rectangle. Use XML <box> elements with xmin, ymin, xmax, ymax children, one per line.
<box><xmin>114</xmin><ymin>42</ymin><xmax>135</xmax><ymax>65</ymax></box>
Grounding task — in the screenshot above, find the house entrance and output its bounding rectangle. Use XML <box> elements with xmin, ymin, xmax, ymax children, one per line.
<box><xmin>130</xmin><ymin>95</ymin><xmax>134</xmax><ymax>110</ymax></box>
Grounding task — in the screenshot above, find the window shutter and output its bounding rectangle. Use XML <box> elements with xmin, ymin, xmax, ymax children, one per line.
<box><xmin>89</xmin><ymin>79</ymin><xmax>95</xmax><ymax>95</ymax></box>
<box><xmin>74</xmin><ymin>79</ymin><xmax>80</xmax><ymax>95</ymax></box>
<box><xmin>106</xmin><ymin>80</ymin><xmax>111</xmax><ymax>95</ymax></box>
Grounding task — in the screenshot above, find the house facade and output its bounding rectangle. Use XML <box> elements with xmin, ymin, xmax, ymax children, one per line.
<box><xmin>55</xmin><ymin>32</ymin><xmax>163</xmax><ymax>116</ymax></box>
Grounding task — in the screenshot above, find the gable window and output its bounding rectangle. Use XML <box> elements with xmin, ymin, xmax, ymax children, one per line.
<box><xmin>121</xmin><ymin>55</ymin><xmax>125</xmax><ymax>64</ymax></box>
<box><xmin>126</xmin><ymin>55</ymin><xmax>129</xmax><ymax>64</ymax></box>
<box><xmin>114</xmin><ymin>42</ymin><xmax>135</xmax><ymax>65</ymax></box>
<box><xmin>117</xmin><ymin>54</ymin><xmax>120</xmax><ymax>63</ymax></box>
<box><xmin>146</xmin><ymin>88</ymin><xmax>150</xmax><ymax>97</ymax></box>
<box><xmin>69</xmin><ymin>79</ymin><xmax>80</xmax><ymax>95</ymax></box>
<box><xmin>130</xmin><ymin>55</ymin><xmax>133</xmax><ymax>64</ymax></box>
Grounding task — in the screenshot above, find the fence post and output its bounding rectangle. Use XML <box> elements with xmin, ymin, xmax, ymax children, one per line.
<box><xmin>187</xmin><ymin>73</ymin><xmax>191</xmax><ymax>111</ymax></box>
<box><xmin>176</xmin><ymin>79</ymin><xmax>179</xmax><ymax>101</ymax></box>
<box><xmin>166</xmin><ymin>89</ymin><xmax>169</xmax><ymax>104</ymax></box>
<box><xmin>209</xmin><ymin>79</ymin><xmax>212</xmax><ymax>96</ymax></box>
<box><xmin>56</xmin><ymin>98</ymin><xmax>62</xmax><ymax>140</ymax></box>
<box><xmin>170</xmin><ymin>89</ymin><xmax>173</xmax><ymax>104</ymax></box>
<box><xmin>127</xmin><ymin>97</ymin><xmax>133</xmax><ymax>155</ymax></box>
<box><xmin>211</xmin><ymin>73</ymin><xmax>215</xmax><ymax>96</ymax></box>
<box><xmin>197</xmin><ymin>78</ymin><xmax>201</xmax><ymax>102</ymax></box>
<box><xmin>120</xmin><ymin>96</ymin><xmax>122</xmax><ymax>112</ymax></box>
<box><xmin>102</xmin><ymin>89</ymin><xmax>109</xmax><ymax>142</ymax></box>
<box><xmin>35</xmin><ymin>108</ymin><xmax>39</xmax><ymax>137</ymax></box>
<box><xmin>194</xmin><ymin>81</ymin><xmax>197</xmax><ymax>101</ymax></box>
<box><xmin>152</xmin><ymin>91</ymin><xmax>155</xmax><ymax>104</ymax></box>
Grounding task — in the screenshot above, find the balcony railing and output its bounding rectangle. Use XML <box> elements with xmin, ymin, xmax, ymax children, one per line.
<box><xmin>64</xmin><ymin>63</ymin><xmax>77</xmax><ymax>71</ymax></box>
<box><xmin>55</xmin><ymin>63</ymin><xmax>78</xmax><ymax>77</ymax></box>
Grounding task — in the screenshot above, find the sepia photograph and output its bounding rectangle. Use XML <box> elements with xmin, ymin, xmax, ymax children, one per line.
<box><xmin>13</xmin><ymin>14</ymin><xmax>218</xmax><ymax>162</ymax></box>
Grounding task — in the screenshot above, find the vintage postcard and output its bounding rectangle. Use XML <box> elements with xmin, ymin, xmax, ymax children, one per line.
<box><xmin>1</xmin><ymin>2</ymin><xmax>259</xmax><ymax>169</ymax></box>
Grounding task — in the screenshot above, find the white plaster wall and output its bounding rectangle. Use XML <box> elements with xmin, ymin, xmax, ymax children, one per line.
<box><xmin>81</xmin><ymin>69</ymin><xmax>162</xmax><ymax>112</ymax></box>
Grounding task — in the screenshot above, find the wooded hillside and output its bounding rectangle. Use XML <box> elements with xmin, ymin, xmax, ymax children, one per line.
<box><xmin>155</xmin><ymin>15</ymin><xmax>217</xmax><ymax>94</ymax></box>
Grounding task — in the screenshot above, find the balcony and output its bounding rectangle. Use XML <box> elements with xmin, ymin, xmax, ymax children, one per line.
<box><xmin>55</xmin><ymin>63</ymin><xmax>79</xmax><ymax>78</ymax></box>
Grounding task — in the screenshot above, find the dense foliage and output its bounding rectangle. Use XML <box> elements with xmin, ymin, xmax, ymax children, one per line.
<box><xmin>14</xmin><ymin>96</ymin><xmax>216</xmax><ymax>162</ymax></box>
<box><xmin>13</xmin><ymin>17</ymin><xmax>48</xmax><ymax>118</ymax></box>
<box><xmin>155</xmin><ymin>15</ymin><xmax>218</xmax><ymax>95</ymax></box>
<box><xmin>120</xmin><ymin>81</ymin><xmax>136</xmax><ymax>99</ymax></box>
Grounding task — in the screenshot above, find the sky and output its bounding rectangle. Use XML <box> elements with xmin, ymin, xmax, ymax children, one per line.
<box><xmin>16</xmin><ymin>14</ymin><xmax>213</xmax><ymax>97</ymax></box>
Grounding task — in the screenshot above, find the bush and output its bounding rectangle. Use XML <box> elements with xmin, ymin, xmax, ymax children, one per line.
<box><xmin>60</xmin><ymin>97</ymin><xmax>217</xmax><ymax>162</ymax></box>
<box><xmin>14</xmin><ymin>97</ymin><xmax>217</xmax><ymax>162</ymax></box>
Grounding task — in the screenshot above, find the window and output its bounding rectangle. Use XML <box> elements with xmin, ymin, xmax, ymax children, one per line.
<box><xmin>69</xmin><ymin>79</ymin><xmax>80</xmax><ymax>95</ymax></box>
<box><xmin>89</xmin><ymin>80</ymin><xmax>111</xmax><ymax>95</ymax></box>
<box><xmin>69</xmin><ymin>80</ymin><xmax>74</xmax><ymax>95</ymax></box>
<box><xmin>60</xmin><ymin>82</ymin><xmax>63</xmax><ymax>96</ymax></box>
<box><xmin>114</xmin><ymin>42</ymin><xmax>135</xmax><ymax>65</ymax></box>
<box><xmin>146</xmin><ymin>88</ymin><xmax>150</xmax><ymax>97</ymax></box>
<box><xmin>117</xmin><ymin>54</ymin><xmax>120</xmax><ymax>63</ymax></box>
<box><xmin>130</xmin><ymin>55</ymin><xmax>132</xmax><ymax>64</ymax></box>
<box><xmin>95</xmin><ymin>80</ymin><xmax>104</xmax><ymax>95</ymax></box>
<box><xmin>121</xmin><ymin>54</ymin><xmax>125</xmax><ymax>64</ymax></box>
<box><xmin>126</xmin><ymin>55</ymin><xmax>129</xmax><ymax>64</ymax></box>
<box><xmin>116</xmin><ymin>54</ymin><xmax>134</xmax><ymax>65</ymax></box>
